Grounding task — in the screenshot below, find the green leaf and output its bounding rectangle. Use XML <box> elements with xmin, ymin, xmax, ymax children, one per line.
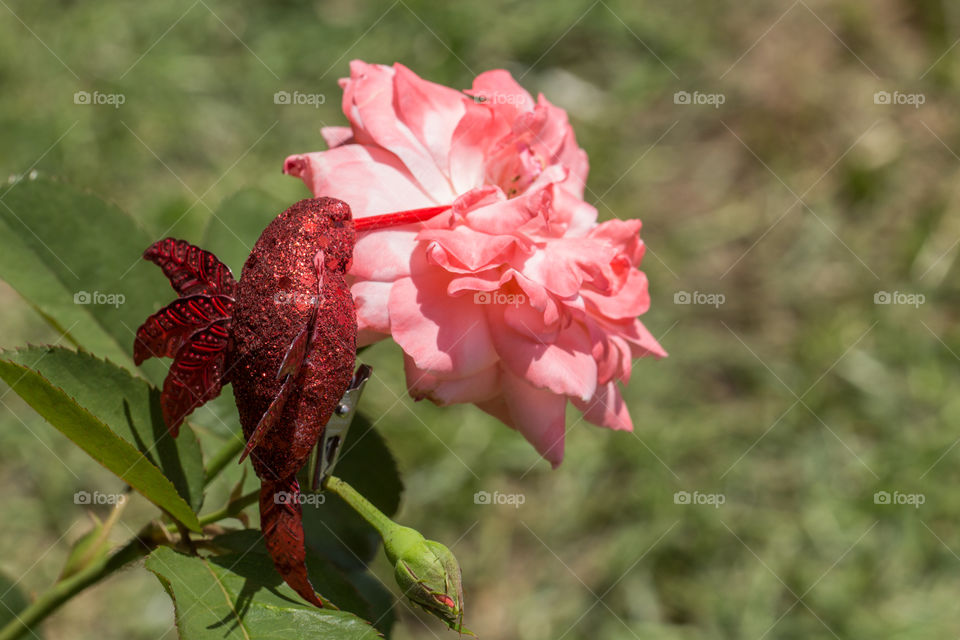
<box><xmin>0</xmin><ymin>572</ymin><xmax>39</xmax><ymax>638</ymax></box>
<box><xmin>201</xmin><ymin>188</ymin><xmax>286</xmax><ymax>277</ymax></box>
<box><xmin>210</xmin><ymin>530</ymin><xmax>394</xmax><ymax>635</ymax></box>
<box><xmin>301</xmin><ymin>414</ymin><xmax>402</xmax><ymax>572</ymax></box>
<box><xmin>0</xmin><ymin>177</ymin><xmax>174</xmax><ymax>377</ymax></box>
<box><xmin>0</xmin><ymin>346</ymin><xmax>203</xmax><ymax>529</ymax></box>
<box><xmin>146</xmin><ymin>546</ymin><xmax>383</xmax><ymax>640</ymax></box>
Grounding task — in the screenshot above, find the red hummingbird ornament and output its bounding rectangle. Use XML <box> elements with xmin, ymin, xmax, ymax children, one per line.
<box><xmin>134</xmin><ymin>197</ymin><xmax>449</xmax><ymax>606</ymax></box>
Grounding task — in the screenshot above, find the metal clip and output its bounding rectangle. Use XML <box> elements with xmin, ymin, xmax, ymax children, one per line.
<box><xmin>307</xmin><ymin>364</ymin><xmax>372</xmax><ymax>492</ymax></box>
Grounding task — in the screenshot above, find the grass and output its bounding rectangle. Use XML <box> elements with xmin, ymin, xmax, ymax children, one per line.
<box><xmin>2</xmin><ymin>0</ymin><xmax>960</xmax><ymax>638</ymax></box>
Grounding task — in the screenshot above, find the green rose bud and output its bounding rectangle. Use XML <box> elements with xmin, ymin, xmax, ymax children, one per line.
<box><xmin>383</xmin><ymin>525</ymin><xmax>467</xmax><ymax>632</ymax></box>
<box><xmin>324</xmin><ymin>475</ymin><xmax>473</xmax><ymax>634</ymax></box>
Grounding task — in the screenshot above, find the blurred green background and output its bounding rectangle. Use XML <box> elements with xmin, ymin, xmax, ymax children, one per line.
<box><xmin>2</xmin><ymin>0</ymin><xmax>960</xmax><ymax>638</ymax></box>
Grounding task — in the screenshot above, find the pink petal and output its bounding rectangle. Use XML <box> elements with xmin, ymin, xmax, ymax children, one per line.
<box><xmin>520</xmin><ymin>237</ymin><xmax>616</xmax><ymax>298</ymax></box>
<box><xmin>623</xmin><ymin>318</ymin><xmax>668</xmax><ymax>358</ymax></box>
<box><xmin>321</xmin><ymin>126</ymin><xmax>354</xmax><ymax>148</ymax></box>
<box><xmin>340</xmin><ymin>60</ymin><xmax>456</xmax><ymax>202</ymax></box>
<box><xmin>388</xmin><ymin>275</ymin><xmax>498</xmax><ymax>376</ymax></box>
<box><xmin>516</xmin><ymin>101</ymin><xmax>569</xmax><ymax>166</ymax></box>
<box><xmin>421</xmin><ymin>227</ymin><xmax>519</xmax><ymax>273</ymax></box>
<box><xmin>586</xmin><ymin>323</ymin><xmax>635</xmax><ymax>385</ymax></box>
<box><xmin>502</xmin><ymin>370</ymin><xmax>567</xmax><ymax>467</ymax></box>
<box><xmin>283</xmin><ymin>145</ymin><xmax>435</xmax><ymax>217</ymax></box>
<box><xmin>490</xmin><ymin>316</ymin><xmax>597</xmax><ymax>402</ymax></box>
<box><xmin>573</xmin><ymin>381</ymin><xmax>633</xmax><ymax>431</ymax></box>
<box><xmin>351</xmin><ymin>280</ymin><xmax>393</xmax><ymax>335</ymax></box>
<box><xmin>466</xmin><ymin>70</ymin><xmax>536</xmax><ymax>123</ymax></box>
<box><xmin>588</xmin><ymin>219</ymin><xmax>645</xmax><ymax>265</ymax></box>
<box><xmin>501</xmin><ymin>294</ymin><xmax>561</xmax><ymax>342</ymax></box>
<box><xmin>393</xmin><ymin>63</ymin><xmax>468</xmax><ymax>177</ymax></box>
<box><xmin>351</xmin><ymin>228</ymin><xmax>419</xmax><ymax>280</ymax></box>
<box><xmin>476</xmin><ymin>394</ymin><xmax>514</xmax><ymax>429</ymax></box>
<box><xmin>550</xmin><ymin>180</ymin><xmax>598</xmax><ymax>236</ymax></box>
<box><xmin>458</xmin><ymin>185</ymin><xmax>553</xmax><ymax>236</ymax></box>
<box><xmin>357</xmin><ymin>329</ymin><xmax>387</xmax><ymax>348</ymax></box>
<box><xmin>535</xmin><ymin>96</ymin><xmax>588</xmax><ymax>184</ymax></box>
<box><xmin>581</xmin><ymin>269</ymin><xmax>651</xmax><ymax>320</ymax></box>
<box><xmin>404</xmin><ymin>356</ymin><xmax>500</xmax><ymax>405</ymax></box>
<box><xmin>446</xmin><ymin>270</ymin><xmax>502</xmax><ymax>296</ymax></box>
<box><xmin>448</xmin><ymin>102</ymin><xmax>510</xmax><ymax>194</ymax></box>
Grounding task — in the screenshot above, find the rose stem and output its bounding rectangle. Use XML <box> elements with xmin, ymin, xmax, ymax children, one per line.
<box><xmin>324</xmin><ymin>475</ymin><xmax>395</xmax><ymax>536</ymax></box>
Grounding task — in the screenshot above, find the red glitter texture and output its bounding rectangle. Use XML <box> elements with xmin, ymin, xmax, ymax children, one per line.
<box><xmin>135</xmin><ymin>197</ymin><xmax>447</xmax><ymax>608</ymax></box>
<box><xmin>227</xmin><ymin>197</ymin><xmax>357</xmax><ymax>606</ymax></box>
<box><xmin>227</xmin><ymin>197</ymin><xmax>357</xmax><ymax>483</ymax></box>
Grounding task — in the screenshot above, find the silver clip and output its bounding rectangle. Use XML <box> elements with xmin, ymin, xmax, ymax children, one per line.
<box><xmin>308</xmin><ymin>364</ymin><xmax>372</xmax><ymax>492</ymax></box>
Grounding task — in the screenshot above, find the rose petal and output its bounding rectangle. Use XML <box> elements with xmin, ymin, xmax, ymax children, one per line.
<box><xmin>449</xmin><ymin>102</ymin><xmax>510</xmax><ymax>193</ymax></box>
<box><xmin>394</xmin><ymin>63</ymin><xmax>468</xmax><ymax>176</ymax></box>
<box><xmin>351</xmin><ymin>228</ymin><xmax>419</xmax><ymax>280</ymax></box>
<box><xmin>581</xmin><ymin>269</ymin><xmax>651</xmax><ymax>320</ymax></box>
<box><xmin>421</xmin><ymin>227</ymin><xmax>520</xmax><ymax>273</ymax></box>
<box><xmin>341</xmin><ymin>60</ymin><xmax>457</xmax><ymax>202</ymax></box>
<box><xmin>573</xmin><ymin>381</ymin><xmax>633</xmax><ymax>431</ymax></box>
<box><xmin>405</xmin><ymin>356</ymin><xmax>500</xmax><ymax>405</ymax></box>
<box><xmin>351</xmin><ymin>280</ymin><xmax>393</xmax><ymax>335</ymax></box>
<box><xmin>490</xmin><ymin>316</ymin><xmax>597</xmax><ymax>402</ymax></box>
<box><xmin>321</xmin><ymin>126</ymin><xmax>354</xmax><ymax>148</ymax></box>
<box><xmin>502</xmin><ymin>370</ymin><xmax>567</xmax><ymax>467</ymax></box>
<box><xmin>623</xmin><ymin>318</ymin><xmax>668</xmax><ymax>358</ymax></box>
<box><xmin>466</xmin><ymin>70</ymin><xmax>536</xmax><ymax>123</ymax></box>
<box><xmin>283</xmin><ymin>145</ymin><xmax>435</xmax><ymax>217</ymax></box>
<box><xmin>389</xmin><ymin>275</ymin><xmax>498</xmax><ymax>376</ymax></box>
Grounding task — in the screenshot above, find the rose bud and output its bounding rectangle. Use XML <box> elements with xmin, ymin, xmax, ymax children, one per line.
<box><xmin>384</xmin><ymin>525</ymin><xmax>469</xmax><ymax>633</ymax></box>
<box><xmin>325</xmin><ymin>475</ymin><xmax>473</xmax><ymax>634</ymax></box>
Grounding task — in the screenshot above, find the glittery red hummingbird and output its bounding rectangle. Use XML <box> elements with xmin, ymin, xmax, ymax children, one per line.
<box><xmin>134</xmin><ymin>197</ymin><xmax>448</xmax><ymax>606</ymax></box>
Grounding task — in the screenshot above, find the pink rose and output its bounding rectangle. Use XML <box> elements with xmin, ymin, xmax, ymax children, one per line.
<box><xmin>283</xmin><ymin>61</ymin><xmax>665</xmax><ymax>466</ymax></box>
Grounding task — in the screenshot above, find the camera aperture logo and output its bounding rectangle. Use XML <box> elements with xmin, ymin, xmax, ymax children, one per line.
<box><xmin>674</xmin><ymin>91</ymin><xmax>725</xmax><ymax>108</ymax></box>
<box><xmin>474</xmin><ymin>490</ymin><xmax>525</xmax><ymax>508</ymax></box>
<box><xmin>874</xmin><ymin>490</ymin><xmax>924</xmax><ymax>508</ymax></box>
<box><xmin>674</xmin><ymin>290</ymin><xmax>725</xmax><ymax>308</ymax></box>
<box><xmin>74</xmin><ymin>490</ymin><xmax>126</xmax><ymax>505</ymax></box>
<box><xmin>874</xmin><ymin>291</ymin><xmax>924</xmax><ymax>308</ymax></box>
<box><xmin>73</xmin><ymin>90</ymin><xmax>125</xmax><ymax>109</ymax></box>
<box><xmin>274</xmin><ymin>90</ymin><xmax>326</xmax><ymax>108</ymax></box>
<box><xmin>274</xmin><ymin>491</ymin><xmax>326</xmax><ymax>506</ymax></box>
<box><xmin>674</xmin><ymin>490</ymin><xmax>725</xmax><ymax>508</ymax></box>
<box><xmin>473</xmin><ymin>291</ymin><xmax>526</xmax><ymax>307</ymax></box>
<box><xmin>74</xmin><ymin>291</ymin><xmax>125</xmax><ymax>308</ymax></box>
<box><xmin>873</xmin><ymin>90</ymin><xmax>925</xmax><ymax>109</ymax></box>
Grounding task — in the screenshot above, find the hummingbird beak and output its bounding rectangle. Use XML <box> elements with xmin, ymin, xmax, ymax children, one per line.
<box><xmin>352</xmin><ymin>204</ymin><xmax>452</xmax><ymax>232</ymax></box>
